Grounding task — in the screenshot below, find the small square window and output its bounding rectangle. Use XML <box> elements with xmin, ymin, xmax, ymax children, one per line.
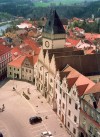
<box><xmin>62</xmin><ymin>103</ymin><xmax>65</xmax><ymax>109</ymax></box>
<box><xmin>56</xmin><ymin>84</ymin><xmax>57</xmax><ymax>88</ymax></box>
<box><xmin>69</xmin><ymin>98</ymin><xmax>71</xmax><ymax>104</ymax></box>
<box><xmin>60</xmin><ymin>88</ymin><xmax>62</xmax><ymax>94</ymax></box>
<box><xmin>50</xmin><ymin>78</ymin><xmax>52</xmax><ymax>83</ymax></box>
<box><xmin>59</xmin><ymin>99</ymin><xmax>61</xmax><ymax>104</ymax></box>
<box><xmin>59</xmin><ymin>110</ymin><xmax>61</xmax><ymax>115</ymax></box>
<box><xmin>68</xmin><ymin>122</ymin><xmax>70</xmax><ymax>127</ymax></box>
<box><xmin>75</xmin><ymin>103</ymin><xmax>78</xmax><ymax>110</ymax></box>
<box><xmin>63</xmin><ymin>92</ymin><xmax>65</xmax><ymax>98</ymax></box>
<box><xmin>73</xmin><ymin>128</ymin><xmax>76</xmax><ymax>134</ymax></box>
<box><xmin>74</xmin><ymin>116</ymin><xmax>77</xmax><ymax>123</ymax></box>
<box><xmin>68</xmin><ymin>110</ymin><xmax>71</xmax><ymax>116</ymax></box>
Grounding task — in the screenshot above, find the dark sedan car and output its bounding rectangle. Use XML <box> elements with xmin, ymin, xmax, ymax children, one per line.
<box><xmin>29</xmin><ymin>116</ymin><xmax>42</xmax><ymax>124</ymax></box>
<box><xmin>0</xmin><ymin>132</ymin><xmax>3</xmax><ymax>137</ymax></box>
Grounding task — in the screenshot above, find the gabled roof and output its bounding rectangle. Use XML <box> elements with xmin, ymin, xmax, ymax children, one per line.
<box><xmin>67</xmin><ymin>77</ymin><xmax>78</xmax><ymax>89</ymax></box>
<box><xmin>77</xmin><ymin>84</ymin><xmax>89</xmax><ymax>97</ymax></box>
<box><xmin>43</xmin><ymin>10</ymin><xmax>65</xmax><ymax>34</ymax></box>
<box><xmin>62</xmin><ymin>65</ymin><xmax>95</xmax><ymax>96</ymax></box>
<box><xmin>0</xmin><ymin>45</ymin><xmax>11</xmax><ymax>56</ymax></box>
<box><xmin>8</xmin><ymin>56</ymin><xmax>26</xmax><ymax>68</ymax></box>
<box><xmin>65</xmin><ymin>37</ymin><xmax>80</xmax><ymax>47</ymax></box>
<box><xmin>24</xmin><ymin>38</ymin><xmax>40</xmax><ymax>55</ymax></box>
<box><xmin>85</xmin><ymin>82</ymin><xmax>100</xmax><ymax>94</ymax></box>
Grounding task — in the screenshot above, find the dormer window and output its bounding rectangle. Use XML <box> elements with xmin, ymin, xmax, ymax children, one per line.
<box><xmin>90</xmin><ymin>110</ymin><xmax>94</xmax><ymax>118</ymax></box>
<box><xmin>96</xmin><ymin>115</ymin><xmax>99</xmax><ymax>123</ymax></box>
<box><xmin>49</xmin><ymin>21</ymin><xmax>51</xmax><ymax>26</ymax></box>
<box><xmin>84</xmin><ymin>104</ymin><xmax>87</xmax><ymax>112</ymax></box>
<box><xmin>73</xmin><ymin>90</ymin><xmax>76</xmax><ymax>96</ymax></box>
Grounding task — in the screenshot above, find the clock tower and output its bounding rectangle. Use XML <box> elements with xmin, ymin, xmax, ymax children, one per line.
<box><xmin>42</xmin><ymin>10</ymin><xmax>66</xmax><ymax>49</ymax></box>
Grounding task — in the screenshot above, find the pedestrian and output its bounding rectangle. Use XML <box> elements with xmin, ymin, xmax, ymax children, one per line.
<box><xmin>2</xmin><ymin>104</ymin><xmax>5</xmax><ymax>110</ymax></box>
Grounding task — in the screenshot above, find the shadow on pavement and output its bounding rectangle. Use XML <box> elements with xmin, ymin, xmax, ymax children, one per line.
<box><xmin>0</xmin><ymin>78</ymin><xmax>9</xmax><ymax>88</ymax></box>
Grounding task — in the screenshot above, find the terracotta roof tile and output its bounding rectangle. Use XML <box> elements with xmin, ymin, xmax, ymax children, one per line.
<box><xmin>67</xmin><ymin>77</ymin><xmax>78</xmax><ymax>89</ymax></box>
<box><xmin>77</xmin><ymin>84</ymin><xmax>88</xmax><ymax>97</ymax></box>
<box><xmin>85</xmin><ymin>82</ymin><xmax>100</xmax><ymax>94</ymax></box>
<box><xmin>8</xmin><ymin>56</ymin><xmax>26</xmax><ymax>68</ymax></box>
<box><xmin>24</xmin><ymin>38</ymin><xmax>41</xmax><ymax>55</ymax></box>
<box><xmin>65</xmin><ymin>37</ymin><xmax>80</xmax><ymax>47</ymax></box>
<box><xmin>0</xmin><ymin>45</ymin><xmax>11</xmax><ymax>56</ymax></box>
<box><xmin>63</xmin><ymin>65</ymin><xmax>95</xmax><ymax>96</ymax></box>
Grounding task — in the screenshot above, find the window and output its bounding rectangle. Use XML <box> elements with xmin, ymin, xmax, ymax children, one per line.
<box><xmin>75</xmin><ymin>103</ymin><xmax>78</xmax><ymax>110</ymax></box>
<box><xmin>29</xmin><ymin>77</ymin><xmax>31</xmax><ymax>81</ymax></box>
<box><xmin>56</xmin><ymin>84</ymin><xmax>57</xmax><ymax>89</ymax></box>
<box><xmin>82</xmin><ymin>118</ymin><xmax>86</xmax><ymax>127</ymax></box>
<box><xmin>50</xmin><ymin>78</ymin><xmax>52</xmax><ymax>83</ymax></box>
<box><xmin>30</xmin><ymin>70</ymin><xmax>31</xmax><ymax>73</ymax></box>
<box><xmin>39</xmin><ymin>73</ymin><xmax>40</xmax><ymax>78</ymax></box>
<box><xmin>10</xmin><ymin>67</ymin><xmax>11</xmax><ymax>69</ymax></box>
<box><xmin>68</xmin><ymin>122</ymin><xmax>70</xmax><ymax>128</ymax></box>
<box><xmin>41</xmin><ymin>75</ymin><xmax>42</xmax><ymax>80</ymax></box>
<box><xmin>96</xmin><ymin>114</ymin><xmax>99</xmax><ymax>122</ymax></box>
<box><xmin>59</xmin><ymin>99</ymin><xmax>61</xmax><ymax>104</ymax></box>
<box><xmin>60</xmin><ymin>88</ymin><xmax>62</xmax><ymax>94</ymax></box>
<box><xmin>90</xmin><ymin>110</ymin><xmax>94</xmax><ymax>118</ymax></box>
<box><xmin>94</xmin><ymin>128</ymin><xmax>98</xmax><ymax>137</ymax></box>
<box><xmin>68</xmin><ymin>110</ymin><xmax>71</xmax><ymax>116</ymax></box>
<box><xmin>59</xmin><ymin>110</ymin><xmax>61</xmax><ymax>115</ymax></box>
<box><xmin>56</xmin><ymin>94</ymin><xmax>57</xmax><ymax>99</ymax></box>
<box><xmin>88</xmin><ymin>125</ymin><xmax>93</xmax><ymax>134</ymax></box>
<box><xmin>84</xmin><ymin>104</ymin><xmax>87</xmax><ymax>112</ymax></box>
<box><xmin>14</xmin><ymin>68</ymin><xmax>15</xmax><ymax>70</ymax></box>
<box><xmin>74</xmin><ymin>116</ymin><xmax>77</xmax><ymax>123</ymax></box>
<box><xmin>63</xmin><ymin>92</ymin><xmax>65</xmax><ymax>98</ymax></box>
<box><xmin>62</xmin><ymin>103</ymin><xmax>65</xmax><ymax>109</ymax></box>
<box><xmin>73</xmin><ymin>128</ymin><xmax>76</xmax><ymax>134</ymax></box>
<box><xmin>22</xmin><ymin>68</ymin><xmax>24</xmax><ymax>71</ymax></box>
<box><xmin>26</xmin><ymin>69</ymin><xmax>28</xmax><ymax>72</ymax></box>
<box><xmin>18</xmin><ymin>69</ymin><xmax>19</xmax><ymax>71</ymax></box>
<box><xmin>10</xmin><ymin>72</ymin><xmax>12</xmax><ymax>75</ymax></box>
<box><xmin>73</xmin><ymin>91</ymin><xmax>76</xmax><ymax>95</ymax></box>
<box><xmin>69</xmin><ymin>98</ymin><xmax>71</xmax><ymax>104</ymax></box>
<box><xmin>40</xmin><ymin>66</ymin><xmax>43</xmax><ymax>70</ymax></box>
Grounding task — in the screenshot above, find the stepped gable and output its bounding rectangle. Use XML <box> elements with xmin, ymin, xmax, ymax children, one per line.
<box><xmin>43</xmin><ymin>10</ymin><xmax>65</xmax><ymax>34</ymax></box>
<box><xmin>60</xmin><ymin>71</ymin><xmax>70</xmax><ymax>81</ymax></box>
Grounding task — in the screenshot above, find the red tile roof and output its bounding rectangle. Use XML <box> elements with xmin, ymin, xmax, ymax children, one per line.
<box><xmin>67</xmin><ymin>77</ymin><xmax>78</xmax><ymax>89</ymax></box>
<box><xmin>24</xmin><ymin>38</ymin><xmax>41</xmax><ymax>55</ymax></box>
<box><xmin>77</xmin><ymin>84</ymin><xmax>88</xmax><ymax>97</ymax></box>
<box><xmin>63</xmin><ymin>65</ymin><xmax>95</xmax><ymax>96</ymax></box>
<box><xmin>0</xmin><ymin>45</ymin><xmax>11</xmax><ymax>56</ymax></box>
<box><xmin>8</xmin><ymin>56</ymin><xmax>26</xmax><ymax>68</ymax></box>
<box><xmin>85</xmin><ymin>33</ymin><xmax>100</xmax><ymax>41</ymax></box>
<box><xmin>85</xmin><ymin>82</ymin><xmax>100</xmax><ymax>94</ymax></box>
<box><xmin>11</xmin><ymin>46</ymin><xmax>22</xmax><ymax>60</ymax></box>
<box><xmin>33</xmin><ymin>55</ymin><xmax>38</xmax><ymax>65</ymax></box>
<box><xmin>65</xmin><ymin>37</ymin><xmax>80</xmax><ymax>47</ymax></box>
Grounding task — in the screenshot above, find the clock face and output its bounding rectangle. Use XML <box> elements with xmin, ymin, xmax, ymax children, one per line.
<box><xmin>45</xmin><ymin>41</ymin><xmax>49</xmax><ymax>48</ymax></box>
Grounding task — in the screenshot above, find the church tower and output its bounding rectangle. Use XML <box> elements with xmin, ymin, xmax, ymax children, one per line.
<box><xmin>42</xmin><ymin>10</ymin><xmax>66</xmax><ymax>49</ymax></box>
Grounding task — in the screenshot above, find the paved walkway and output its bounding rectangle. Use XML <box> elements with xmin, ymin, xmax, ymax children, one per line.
<box><xmin>0</xmin><ymin>79</ymin><xmax>71</xmax><ymax>137</ymax></box>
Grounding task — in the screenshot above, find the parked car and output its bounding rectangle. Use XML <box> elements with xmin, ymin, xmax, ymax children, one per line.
<box><xmin>41</xmin><ymin>131</ymin><xmax>53</xmax><ymax>137</ymax></box>
<box><xmin>29</xmin><ymin>116</ymin><xmax>42</xmax><ymax>124</ymax></box>
<box><xmin>0</xmin><ymin>132</ymin><xmax>3</xmax><ymax>137</ymax></box>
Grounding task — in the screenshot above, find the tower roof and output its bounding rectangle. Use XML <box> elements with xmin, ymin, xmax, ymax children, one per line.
<box><xmin>43</xmin><ymin>10</ymin><xmax>65</xmax><ymax>34</ymax></box>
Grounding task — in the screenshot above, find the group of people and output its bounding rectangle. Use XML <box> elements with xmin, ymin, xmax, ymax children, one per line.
<box><xmin>0</xmin><ymin>104</ymin><xmax>5</xmax><ymax>112</ymax></box>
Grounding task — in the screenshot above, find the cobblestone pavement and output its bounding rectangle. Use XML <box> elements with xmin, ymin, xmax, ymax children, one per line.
<box><xmin>0</xmin><ymin>79</ymin><xmax>71</xmax><ymax>137</ymax></box>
